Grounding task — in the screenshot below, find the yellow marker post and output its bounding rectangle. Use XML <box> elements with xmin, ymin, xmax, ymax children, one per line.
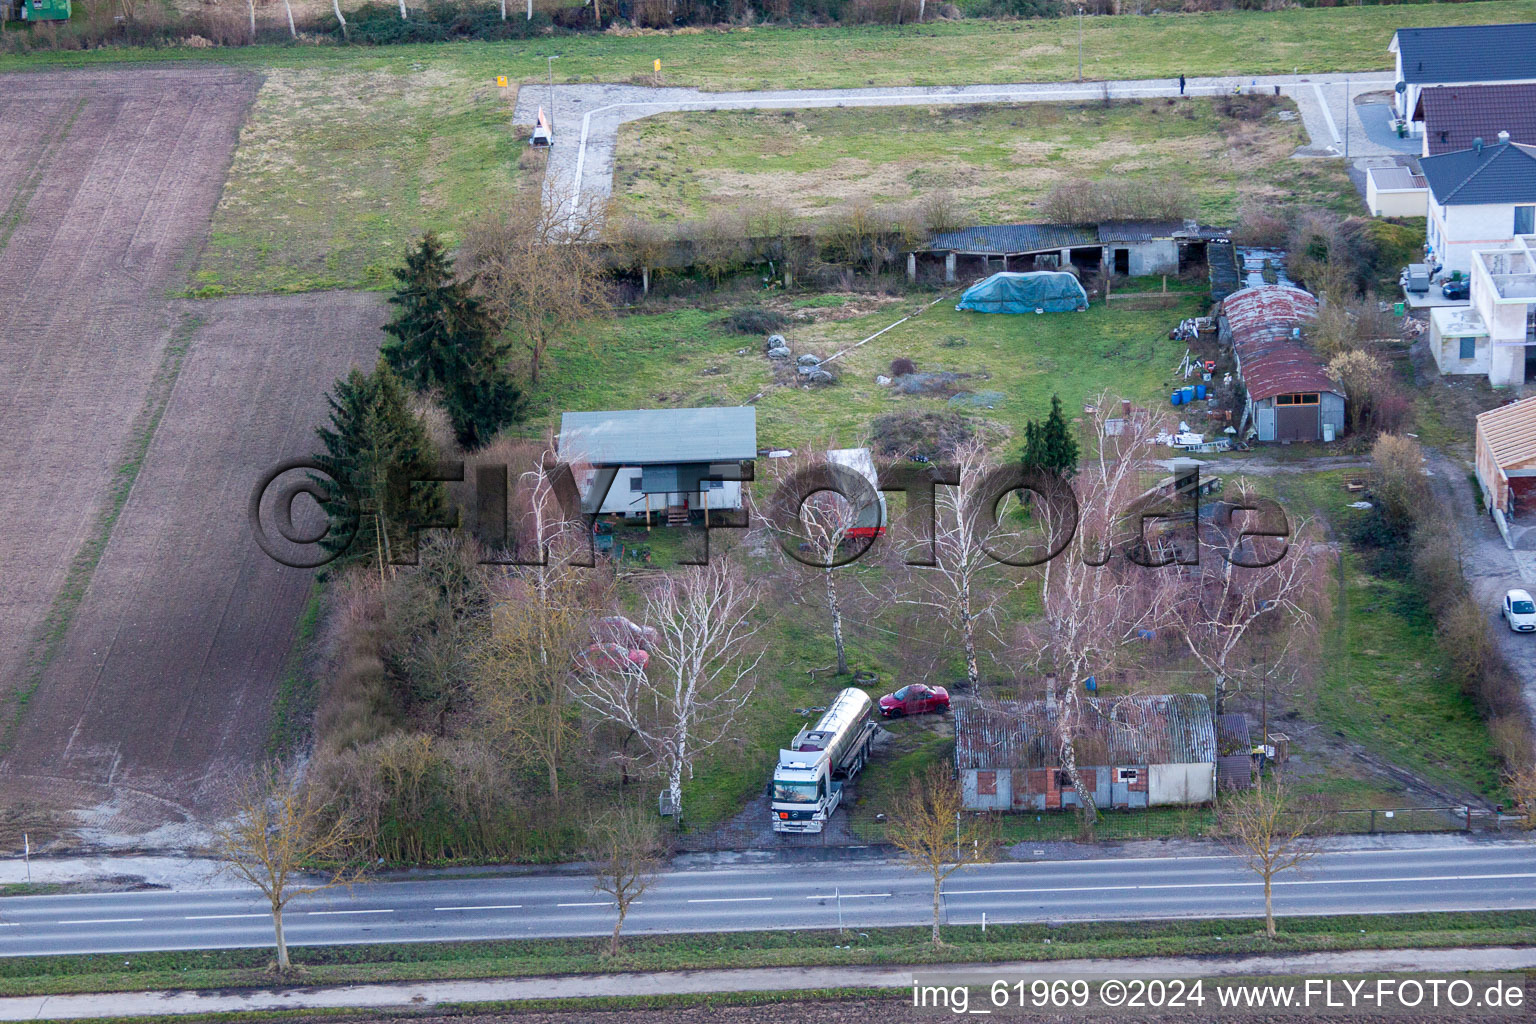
<box><xmin>496</xmin><ymin>75</ymin><xmax>509</xmax><ymax>88</ymax></box>
<box><xmin>653</xmin><ymin>59</ymin><xmax>661</xmax><ymax>73</ymax></box>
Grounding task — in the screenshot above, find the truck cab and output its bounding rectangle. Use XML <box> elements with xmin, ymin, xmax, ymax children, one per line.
<box><xmin>771</xmin><ymin>760</ymin><xmax>838</xmax><ymax>833</ymax></box>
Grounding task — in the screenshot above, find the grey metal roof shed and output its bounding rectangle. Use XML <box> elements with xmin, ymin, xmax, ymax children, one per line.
<box><xmin>953</xmin><ymin>693</ymin><xmax>1216</xmax><ymax>771</ymax></box>
<box><xmin>558</xmin><ymin>407</ymin><xmax>758</xmax><ymax>466</ymax></box>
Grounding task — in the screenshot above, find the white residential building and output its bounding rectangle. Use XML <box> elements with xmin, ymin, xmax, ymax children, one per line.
<box><xmin>1429</xmin><ymin>235</ymin><xmax>1536</xmax><ymax>387</ymax></box>
<box><xmin>1390</xmin><ymin>23</ymin><xmax>1536</xmax><ymax>132</ymax></box>
<box><xmin>1419</xmin><ymin>138</ymin><xmax>1536</xmax><ymax>277</ymax></box>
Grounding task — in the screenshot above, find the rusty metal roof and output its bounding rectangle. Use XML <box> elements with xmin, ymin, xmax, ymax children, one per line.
<box><xmin>1477</xmin><ymin>395</ymin><xmax>1536</xmax><ymax>470</ymax></box>
<box><xmin>954</xmin><ymin>693</ymin><xmax>1216</xmax><ymax>770</ymax></box>
<box><xmin>1221</xmin><ymin>286</ymin><xmax>1342</xmax><ymax>402</ymax></box>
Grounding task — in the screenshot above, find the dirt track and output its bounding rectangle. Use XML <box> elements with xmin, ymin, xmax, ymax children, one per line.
<box><xmin>0</xmin><ymin>70</ymin><xmax>386</xmax><ymax>840</ymax></box>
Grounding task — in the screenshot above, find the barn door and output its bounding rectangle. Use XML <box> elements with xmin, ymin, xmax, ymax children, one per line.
<box><xmin>1275</xmin><ymin>405</ymin><xmax>1317</xmax><ymax>441</ymax></box>
<box><xmin>1256</xmin><ymin>405</ymin><xmax>1275</xmax><ymax>441</ymax></box>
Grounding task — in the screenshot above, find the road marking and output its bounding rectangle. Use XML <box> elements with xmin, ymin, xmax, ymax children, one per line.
<box><xmin>305</xmin><ymin>909</ymin><xmax>394</xmax><ymax>916</ymax></box>
<box><xmin>804</xmin><ymin>893</ymin><xmax>891</xmax><ymax>900</ymax></box>
<box><xmin>558</xmin><ymin>901</ymin><xmax>614</xmax><ymax>907</ymax></box>
<box><xmin>58</xmin><ymin>918</ymin><xmax>143</xmax><ymax>925</ymax></box>
<box><xmin>1311</xmin><ymin>82</ymin><xmax>1341</xmax><ymax>144</ymax></box>
<box><xmin>185</xmin><ymin>913</ymin><xmax>268</xmax><ymax>920</ymax></box>
<box><xmin>687</xmin><ymin>897</ymin><xmax>773</xmax><ymax>904</ymax></box>
<box><xmin>943</xmin><ymin>872</ymin><xmax>1536</xmax><ymax>897</ymax></box>
<box><xmin>434</xmin><ymin>905</ymin><xmax>522</xmax><ymax>912</ymax></box>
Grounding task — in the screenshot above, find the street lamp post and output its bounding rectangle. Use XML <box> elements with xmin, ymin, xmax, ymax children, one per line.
<box><xmin>1077</xmin><ymin>8</ymin><xmax>1084</xmax><ymax>83</ymax></box>
<box><xmin>548</xmin><ymin>55</ymin><xmax>561</xmax><ymax>141</ymax></box>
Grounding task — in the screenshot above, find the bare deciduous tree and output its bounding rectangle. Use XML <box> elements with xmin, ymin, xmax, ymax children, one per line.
<box><xmin>1179</xmin><ymin>484</ymin><xmax>1325</xmax><ymax>715</ymax></box>
<box><xmin>211</xmin><ymin>763</ymin><xmax>365</xmax><ymax>972</ymax></box>
<box><xmin>893</xmin><ymin>439</ymin><xmax>1025</xmax><ymax>695</ymax></box>
<box><xmin>1029</xmin><ymin>398</ymin><xmax>1176</xmax><ymax>829</ymax></box>
<box><xmin>461</xmin><ymin>187</ymin><xmax>610</xmax><ymax>388</ymax></box>
<box><xmin>1216</xmin><ymin>774</ymin><xmax>1323</xmax><ymax>939</ymax></box>
<box><xmin>586</xmin><ymin>802</ymin><xmax>665</xmax><ymax>955</ymax></box>
<box><xmin>887</xmin><ymin>762</ymin><xmax>990</xmax><ymax>948</ymax></box>
<box><xmin>573</xmin><ymin>561</ymin><xmax>761</xmax><ymax>819</ymax></box>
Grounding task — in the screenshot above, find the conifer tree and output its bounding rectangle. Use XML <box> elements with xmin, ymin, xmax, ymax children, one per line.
<box><xmin>1021</xmin><ymin>393</ymin><xmax>1080</xmax><ymax>478</ymax></box>
<box><xmin>382</xmin><ymin>232</ymin><xmax>524</xmax><ymax>449</ymax></box>
<box><xmin>313</xmin><ymin>361</ymin><xmax>445</xmax><ymax>566</ymax></box>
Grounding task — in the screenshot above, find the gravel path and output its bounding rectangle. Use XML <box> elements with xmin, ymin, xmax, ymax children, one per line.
<box><xmin>512</xmin><ymin>72</ymin><xmax>1398</xmax><ymax>222</ymax></box>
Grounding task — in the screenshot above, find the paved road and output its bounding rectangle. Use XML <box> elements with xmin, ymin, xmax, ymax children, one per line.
<box><xmin>2</xmin><ymin>844</ymin><xmax>1532</xmax><ymax>957</ymax></box>
<box><xmin>511</xmin><ymin>73</ymin><xmax>1398</xmax><ymax>223</ymax></box>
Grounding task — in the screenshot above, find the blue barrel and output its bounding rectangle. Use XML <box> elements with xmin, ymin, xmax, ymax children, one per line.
<box><xmin>1195</xmin><ymin>383</ymin><xmax>1207</xmax><ymax>400</ymax></box>
<box><xmin>1171</xmin><ymin>390</ymin><xmax>1183</xmax><ymax>406</ymax></box>
<box><xmin>1181</xmin><ymin>386</ymin><xmax>1196</xmax><ymax>403</ymax></box>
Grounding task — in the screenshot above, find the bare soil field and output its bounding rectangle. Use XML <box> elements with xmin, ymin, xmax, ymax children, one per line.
<box><xmin>1</xmin><ymin>292</ymin><xmax>387</xmax><ymax>841</ymax></box>
<box><xmin>0</xmin><ymin>68</ymin><xmax>260</xmax><ymax>731</ymax></box>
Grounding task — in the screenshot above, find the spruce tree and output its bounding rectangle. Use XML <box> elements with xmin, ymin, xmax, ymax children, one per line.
<box><xmin>1021</xmin><ymin>393</ymin><xmax>1080</xmax><ymax>478</ymax></box>
<box><xmin>313</xmin><ymin>361</ymin><xmax>445</xmax><ymax>565</ymax></box>
<box><xmin>382</xmin><ymin>232</ymin><xmax>524</xmax><ymax>449</ymax></box>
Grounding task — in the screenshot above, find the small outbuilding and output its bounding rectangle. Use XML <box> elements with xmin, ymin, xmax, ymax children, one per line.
<box><xmin>1220</xmin><ymin>285</ymin><xmax>1346</xmax><ymax>443</ymax></box>
<box><xmin>1475</xmin><ymin>394</ymin><xmax>1536</xmax><ymax>521</ymax></box>
<box><xmin>955</xmin><ymin>271</ymin><xmax>1089</xmax><ymax>314</ymax></box>
<box><xmin>557</xmin><ymin>407</ymin><xmax>756</xmax><ymax>524</ymax></box>
<box><xmin>954</xmin><ymin>689</ymin><xmax>1217</xmax><ymax>812</ymax></box>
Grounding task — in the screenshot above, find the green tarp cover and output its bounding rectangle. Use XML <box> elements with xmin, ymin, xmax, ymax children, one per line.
<box><xmin>955</xmin><ymin>271</ymin><xmax>1088</xmax><ymax>314</ymax></box>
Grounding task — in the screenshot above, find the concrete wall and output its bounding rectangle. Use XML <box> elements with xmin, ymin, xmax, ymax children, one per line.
<box><xmin>1148</xmin><ymin>762</ymin><xmax>1215</xmax><ymax>806</ymax></box>
<box><xmin>1431</xmin><ymin>201</ymin><xmax>1525</xmax><ymax>274</ymax></box>
<box><xmin>1103</xmin><ymin>239</ymin><xmax>1179</xmax><ymax>277</ymax></box>
<box><xmin>1429</xmin><ymin>319</ymin><xmax>1492</xmax><ymax>376</ymax></box>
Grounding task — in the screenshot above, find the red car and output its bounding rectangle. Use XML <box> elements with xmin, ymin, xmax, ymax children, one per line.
<box><xmin>576</xmin><ymin>643</ymin><xmax>649</xmax><ymax>672</ymax></box>
<box><xmin>878</xmin><ymin>683</ymin><xmax>950</xmax><ymax>717</ymax></box>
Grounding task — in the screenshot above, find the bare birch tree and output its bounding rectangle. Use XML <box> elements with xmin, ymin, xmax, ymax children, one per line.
<box><xmin>1216</xmin><ymin>774</ymin><xmax>1323</xmax><ymax>938</ymax></box>
<box><xmin>333</xmin><ymin>0</ymin><xmax>347</xmax><ymax>36</ymax></box>
<box><xmin>586</xmin><ymin>802</ymin><xmax>665</xmax><ymax>955</ymax></box>
<box><xmin>280</xmin><ymin>0</ymin><xmax>296</xmax><ymax>37</ymax></box>
<box><xmin>893</xmin><ymin>439</ymin><xmax>1022</xmax><ymax>694</ymax></box>
<box><xmin>1178</xmin><ymin>487</ymin><xmax>1326</xmax><ymax>715</ymax></box>
<box><xmin>1028</xmin><ymin>398</ymin><xmax>1177</xmax><ymax>829</ymax></box>
<box><xmin>761</xmin><ymin>444</ymin><xmax>880</xmax><ymax>677</ymax></box>
<box><xmin>887</xmin><ymin>762</ymin><xmax>989</xmax><ymax>948</ymax></box>
<box><xmin>573</xmin><ymin>561</ymin><xmax>761</xmax><ymax>819</ymax></box>
<box><xmin>211</xmin><ymin>763</ymin><xmax>365</xmax><ymax>972</ymax></box>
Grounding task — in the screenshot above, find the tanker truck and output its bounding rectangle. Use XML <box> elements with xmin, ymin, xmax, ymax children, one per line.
<box><xmin>771</xmin><ymin>687</ymin><xmax>877</xmax><ymax>834</ymax></box>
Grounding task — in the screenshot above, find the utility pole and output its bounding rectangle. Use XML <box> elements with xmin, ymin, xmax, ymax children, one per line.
<box><xmin>1077</xmin><ymin>7</ymin><xmax>1084</xmax><ymax>83</ymax></box>
<box><xmin>1343</xmin><ymin>75</ymin><xmax>1350</xmax><ymax>159</ymax></box>
<box><xmin>547</xmin><ymin>55</ymin><xmax>561</xmax><ymax>141</ymax></box>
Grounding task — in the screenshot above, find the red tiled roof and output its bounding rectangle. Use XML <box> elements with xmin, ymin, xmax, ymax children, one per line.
<box><xmin>1415</xmin><ymin>84</ymin><xmax>1536</xmax><ymax>156</ymax></box>
<box><xmin>1222</xmin><ymin>286</ymin><xmax>1342</xmax><ymax>402</ymax></box>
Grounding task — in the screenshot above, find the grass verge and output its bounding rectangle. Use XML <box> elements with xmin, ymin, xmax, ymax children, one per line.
<box><xmin>266</xmin><ymin>581</ymin><xmax>324</xmax><ymax>756</ymax></box>
<box><xmin>0</xmin><ymin>911</ymin><xmax>1527</xmax><ymax>997</ymax></box>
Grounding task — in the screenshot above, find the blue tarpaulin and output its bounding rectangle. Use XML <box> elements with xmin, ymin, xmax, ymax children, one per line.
<box><xmin>955</xmin><ymin>271</ymin><xmax>1088</xmax><ymax>314</ymax></box>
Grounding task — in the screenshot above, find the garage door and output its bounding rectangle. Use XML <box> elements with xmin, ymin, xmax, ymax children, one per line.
<box><xmin>1275</xmin><ymin>403</ymin><xmax>1318</xmax><ymax>441</ymax></box>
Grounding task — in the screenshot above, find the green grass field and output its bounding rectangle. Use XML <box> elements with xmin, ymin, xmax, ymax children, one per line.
<box><xmin>527</xmin><ymin>291</ymin><xmax>1206</xmax><ymax>452</ymax></box>
<box><xmin>5</xmin><ymin>4</ymin><xmax>1535</xmax><ymax>89</ymax></box>
<box><xmin>614</xmin><ymin>97</ymin><xmax>1356</xmax><ymax>224</ymax></box>
<box><xmin>195</xmin><ymin>69</ymin><xmax>520</xmax><ymax>295</ymax></box>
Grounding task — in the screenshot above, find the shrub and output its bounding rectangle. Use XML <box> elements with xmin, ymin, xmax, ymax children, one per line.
<box><xmin>1040</xmin><ymin>177</ymin><xmax>1194</xmax><ymax>226</ymax></box>
<box><xmin>870</xmin><ymin>410</ymin><xmax>974</xmax><ymax>459</ymax></box>
<box><xmin>890</xmin><ymin>357</ymin><xmax>917</xmax><ymax>377</ymax></box>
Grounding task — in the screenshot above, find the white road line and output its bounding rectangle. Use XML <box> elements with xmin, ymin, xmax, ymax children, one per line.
<box><xmin>185</xmin><ymin>913</ymin><xmax>268</xmax><ymax>920</ymax></box>
<box><xmin>943</xmin><ymin>871</ymin><xmax>1536</xmax><ymax>897</ymax></box>
<box><xmin>687</xmin><ymin>897</ymin><xmax>773</xmax><ymax>904</ymax></box>
<box><xmin>305</xmin><ymin>909</ymin><xmax>394</xmax><ymax>916</ymax></box>
<box><xmin>804</xmin><ymin>893</ymin><xmax>891</xmax><ymax>900</ymax></box>
<box><xmin>57</xmin><ymin>918</ymin><xmax>143</xmax><ymax>925</ymax></box>
<box><xmin>433</xmin><ymin>905</ymin><xmax>523</xmax><ymax>912</ymax></box>
<box><xmin>557</xmin><ymin>901</ymin><xmax>614</xmax><ymax>907</ymax></box>
<box><xmin>1312</xmin><ymin>82</ymin><xmax>1341</xmax><ymax>144</ymax></box>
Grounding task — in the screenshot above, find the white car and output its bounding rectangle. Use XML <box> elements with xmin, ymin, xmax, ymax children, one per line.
<box><xmin>1502</xmin><ymin>589</ymin><xmax>1536</xmax><ymax>633</ymax></box>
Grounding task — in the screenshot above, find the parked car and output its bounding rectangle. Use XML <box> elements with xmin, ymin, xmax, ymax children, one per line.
<box><xmin>597</xmin><ymin>615</ymin><xmax>659</xmax><ymax>649</ymax></box>
<box><xmin>878</xmin><ymin>683</ymin><xmax>950</xmax><ymax>718</ymax></box>
<box><xmin>576</xmin><ymin>642</ymin><xmax>650</xmax><ymax>671</ymax></box>
<box><xmin>1502</xmin><ymin>589</ymin><xmax>1536</xmax><ymax>633</ymax></box>
<box><xmin>1441</xmin><ymin>278</ymin><xmax>1470</xmax><ymax>301</ymax></box>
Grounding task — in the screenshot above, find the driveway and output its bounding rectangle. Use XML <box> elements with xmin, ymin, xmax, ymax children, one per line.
<box><xmin>513</xmin><ymin>72</ymin><xmax>1396</xmax><ymax>222</ymax></box>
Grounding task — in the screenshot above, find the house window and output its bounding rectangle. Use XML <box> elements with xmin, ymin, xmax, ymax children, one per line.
<box><xmin>629</xmin><ymin>477</ymin><xmax>644</xmax><ymax>492</ymax></box>
<box><xmin>1459</xmin><ymin>336</ymin><xmax>1477</xmax><ymax>360</ymax></box>
<box><xmin>1056</xmin><ymin>770</ymin><xmax>1074</xmax><ymax>789</ymax></box>
<box><xmin>1515</xmin><ymin>206</ymin><xmax>1535</xmax><ymax>236</ymax></box>
<box><xmin>1275</xmin><ymin>393</ymin><xmax>1320</xmax><ymax>406</ymax></box>
<box><xmin>976</xmin><ymin>770</ymin><xmax>997</xmax><ymax>796</ymax></box>
<box><xmin>1117</xmin><ymin>767</ymin><xmax>1140</xmax><ymax>783</ymax></box>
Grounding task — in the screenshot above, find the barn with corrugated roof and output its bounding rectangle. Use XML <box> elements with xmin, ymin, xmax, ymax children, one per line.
<box><xmin>953</xmin><ymin>688</ymin><xmax>1216</xmax><ymax>812</ymax></box>
<box><xmin>1219</xmin><ymin>285</ymin><xmax>1346</xmax><ymax>443</ymax></box>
